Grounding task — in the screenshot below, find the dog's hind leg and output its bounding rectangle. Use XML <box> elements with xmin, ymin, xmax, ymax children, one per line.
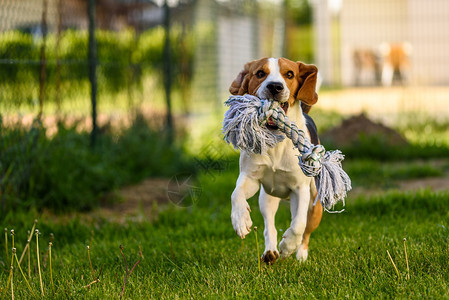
<box><xmin>259</xmin><ymin>187</ymin><xmax>281</xmax><ymax>265</ymax></box>
<box><xmin>296</xmin><ymin>179</ymin><xmax>323</xmax><ymax>262</ymax></box>
<box><xmin>231</xmin><ymin>173</ymin><xmax>260</xmax><ymax>239</ymax></box>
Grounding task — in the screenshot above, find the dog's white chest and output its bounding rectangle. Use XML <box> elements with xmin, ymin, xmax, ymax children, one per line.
<box><xmin>261</xmin><ymin>139</ymin><xmax>307</xmax><ymax>198</ymax></box>
<box><xmin>238</xmin><ymin>103</ymin><xmax>311</xmax><ymax>199</ymax></box>
<box><xmin>241</xmin><ymin>137</ymin><xmax>309</xmax><ymax>199</ymax></box>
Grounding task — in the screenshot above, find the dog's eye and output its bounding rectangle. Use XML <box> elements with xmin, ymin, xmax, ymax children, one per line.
<box><xmin>286</xmin><ymin>71</ymin><xmax>294</xmax><ymax>79</ymax></box>
<box><xmin>256</xmin><ymin>70</ymin><xmax>266</xmax><ymax>78</ymax></box>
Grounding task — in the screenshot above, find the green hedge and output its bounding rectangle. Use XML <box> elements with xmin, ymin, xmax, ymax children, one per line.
<box><xmin>0</xmin><ymin>27</ymin><xmax>194</xmax><ymax>104</ymax></box>
<box><xmin>0</xmin><ymin>31</ymin><xmax>38</xmax><ymax>82</ymax></box>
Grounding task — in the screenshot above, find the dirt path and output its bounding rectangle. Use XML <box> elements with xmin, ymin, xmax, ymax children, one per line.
<box><xmin>95</xmin><ymin>178</ymin><xmax>170</xmax><ymax>223</ymax></box>
<box><xmin>350</xmin><ymin>176</ymin><xmax>449</xmax><ymax>198</ymax></box>
<box><xmin>93</xmin><ymin>172</ymin><xmax>449</xmax><ymax>222</ymax></box>
<box><xmin>397</xmin><ymin>176</ymin><xmax>449</xmax><ymax>192</ymax></box>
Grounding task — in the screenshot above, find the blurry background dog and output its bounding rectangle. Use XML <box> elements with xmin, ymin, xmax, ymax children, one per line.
<box><xmin>353</xmin><ymin>42</ymin><xmax>412</xmax><ymax>86</ymax></box>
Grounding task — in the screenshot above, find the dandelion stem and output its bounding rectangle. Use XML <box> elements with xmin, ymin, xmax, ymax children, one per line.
<box><xmin>49</xmin><ymin>242</ymin><xmax>54</xmax><ymax>289</ymax></box>
<box><xmin>3</xmin><ymin>245</ymin><xmax>14</xmax><ymax>299</ymax></box>
<box><xmin>254</xmin><ymin>227</ymin><xmax>261</xmax><ymax>272</ymax></box>
<box><xmin>36</xmin><ymin>229</ymin><xmax>44</xmax><ymax>296</ymax></box>
<box><xmin>11</xmin><ymin>230</ymin><xmax>15</xmax><ymax>251</ymax></box>
<box><xmin>87</xmin><ymin>245</ymin><xmax>95</xmax><ymax>280</ymax></box>
<box><xmin>10</xmin><ymin>248</ymin><xmax>15</xmax><ymax>300</ymax></box>
<box><xmin>3</xmin><ymin>272</ymin><xmax>12</xmax><ymax>299</ymax></box>
<box><xmin>387</xmin><ymin>250</ymin><xmax>400</xmax><ymax>280</ymax></box>
<box><xmin>14</xmin><ymin>250</ymin><xmax>37</xmax><ymax>298</ymax></box>
<box><xmin>4</xmin><ymin>228</ymin><xmax>8</xmax><ymax>263</ymax></box>
<box><xmin>403</xmin><ymin>238</ymin><xmax>410</xmax><ymax>280</ymax></box>
<box><xmin>18</xmin><ymin>219</ymin><xmax>37</xmax><ymax>266</ymax></box>
<box><xmin>10</xmin><ymin>265</ymin><xmax>14</xmax><ymax>300</ymax></box>
<box><xmin>27</xmin><ymin>232</ymin><xmax>31</xmax><ymax>279</ymax></box>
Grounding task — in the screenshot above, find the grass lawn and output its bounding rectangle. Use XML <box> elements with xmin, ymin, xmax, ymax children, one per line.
<box><xmin>1</xmin><ymin>157</ymin><xmax>449</xmax><ymax>299</ymax></box>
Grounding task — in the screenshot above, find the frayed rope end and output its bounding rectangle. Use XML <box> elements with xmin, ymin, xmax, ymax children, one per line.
<box><xmin>314</xmin><ymin>150</ymin><xmax>351</xmax><ymax>212</ymax></box>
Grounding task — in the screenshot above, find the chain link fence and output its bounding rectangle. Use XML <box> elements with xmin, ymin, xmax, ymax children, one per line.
<box><xmin>0</xmin><ymin>0</ymin><xmax>192</xmax><ymax>131</ymax></box>
<box><xmin>0</xmin><ymin>0</ymin><xmax>286</xmax><ymax>212</ymax></box>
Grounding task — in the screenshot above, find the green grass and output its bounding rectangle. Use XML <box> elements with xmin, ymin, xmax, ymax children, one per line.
<box><xmin>1</xmin><ymin>163</ymin><xmax>448</xmax><ymax>298</ymax></box>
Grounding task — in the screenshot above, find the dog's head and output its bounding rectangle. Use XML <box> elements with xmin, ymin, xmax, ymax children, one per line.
<box><xmin>229</xmin><ymin>57</ymin><xmax>319</xmax><ymax>114</ymax></box>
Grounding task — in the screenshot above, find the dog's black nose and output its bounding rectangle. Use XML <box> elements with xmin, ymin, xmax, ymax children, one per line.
<box><xmin>266</xmin><ymin>82</ymin><xmax>284</xmax><ymax>95</ymax></box>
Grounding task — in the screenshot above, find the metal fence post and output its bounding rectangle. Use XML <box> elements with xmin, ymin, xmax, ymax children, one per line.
<box><xmin>88</xmin><ymin>0</ymin><xmax>98</xmax><ymax>147</ymax></box>
<box><xmin>55</xmin><ymin>0</ymin><xmax>62</xmax><ymax>119</ymax></box>
<box><xmin>38</xmin><ymin>0</ymin><xmax>48</xmax><ymax>120</ymax></box>
<box><xmin>163</xmin><ymin>0</ymin><xmax>173</xmax><ymax>141</ymax></box>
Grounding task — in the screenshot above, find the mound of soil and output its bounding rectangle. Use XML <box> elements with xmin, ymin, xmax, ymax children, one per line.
<box><xmin>321</xmin><ymin>113</ymin><xmax>408</xmax><ymax>147</ymax></box>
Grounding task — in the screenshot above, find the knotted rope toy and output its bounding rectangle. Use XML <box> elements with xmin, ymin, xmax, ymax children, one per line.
<box><xmin>222</xmin><ymin>94</ymin><xmax>351</xmax><ymax>212</ymax></box>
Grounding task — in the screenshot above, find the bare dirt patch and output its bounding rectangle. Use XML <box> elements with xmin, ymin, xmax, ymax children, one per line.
<box><xmin>39</xmin><ymin>178</ymin><xmax>171</xmax><ymax>225</ymax></box>
<box><xmin>97</xmin><ymin>178</ymin><xmax>171</xmax><ymax>223</ymax></box>
<box><xmin>350</xmin><ymin>176</ymin><xmax>449</xmax><ymax>198</ymax></box>
<box><xmin>397</xmin><ymin>176</ymin><xmax>449</xmax><ymax>192</ymax></box>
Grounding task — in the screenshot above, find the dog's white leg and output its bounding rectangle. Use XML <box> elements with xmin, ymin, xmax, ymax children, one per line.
<box><xmin>382</xmin><ymin>63</ymin><xmax>394</xmax><ymax>86</ymax></box>
<box><xmin>259</xmin><ymin>187</ymin><xmax>281</xmax><ymax>264</ymax></box>
<box><xmin>231</xmin><ymin>173</ymin><xmax>259</xmax><ymax>239</ymax></box>
<box><xmin>279</xmin><ymin>182</ymin><xmax>310</xmax><ymax>260</ymax></box>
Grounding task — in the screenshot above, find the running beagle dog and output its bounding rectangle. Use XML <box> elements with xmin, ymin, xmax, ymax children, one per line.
<box><xmin>229</xmin><ymin>57</ymin><xmax>322</xmax><ymax>264</ymax></box>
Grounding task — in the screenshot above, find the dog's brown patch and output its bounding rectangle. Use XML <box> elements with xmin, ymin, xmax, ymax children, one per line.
<box><xmin>302</xmin><ymin>199</ymin><xmax>323</xmax><ymax>251</ymax></box>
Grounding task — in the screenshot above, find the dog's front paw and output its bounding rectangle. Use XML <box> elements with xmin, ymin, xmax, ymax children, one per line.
<box><xmin>231</xmin><ymin>202</ymin><xmax>252</xmax><ymax>239</ymax></box>
<box><xmin>279</xmin><ymin>229</ymin><xmax>300</xmax><ymax>259</ymax></box>
<box><xmin>261</xmin><ymin>250</ymin><xmax>279</xmax><ymax>265</ymax></box>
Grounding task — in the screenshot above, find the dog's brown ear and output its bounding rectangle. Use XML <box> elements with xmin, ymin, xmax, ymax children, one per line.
<box><xmin>296</xmin><ymin>62</ymin><xmax>318</xmax><ymax>106</ymax></box>
<box><xmin>229</xmin><ymin>63</ymin><xmax>250</xmax><ymax>95</ymax></box>
<box><xmin>301</xmin><ymin>102</ymin><xmax>312</xmax><ymax>114</ymax></box>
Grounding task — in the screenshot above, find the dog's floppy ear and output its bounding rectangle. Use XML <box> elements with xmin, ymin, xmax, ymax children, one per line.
<box><xmin>229</xmin><ymin>63</ymin><xmax>251</xmax><ymax>95</ymax></box>
<box><xmin>296</xmin><ymin>62</ymin><xmax>318</xmax><ymax>107</ymax></box>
